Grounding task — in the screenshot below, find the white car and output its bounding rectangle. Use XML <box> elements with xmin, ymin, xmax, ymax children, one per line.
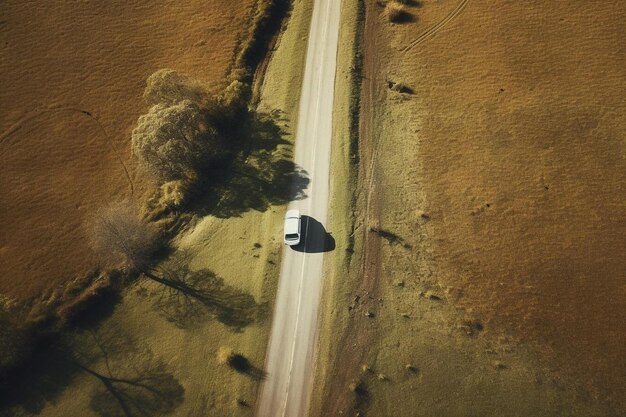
<box><xmin>284</xmin><ymin>209</ymin><xmax>301</xmax><ymax>246</ymax></box>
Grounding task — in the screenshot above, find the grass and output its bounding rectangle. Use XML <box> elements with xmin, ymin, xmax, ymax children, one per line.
<box><xmin>314</xmin><ymin>0</ymin><xmax>626</xmax><ymax>416</ymax></box>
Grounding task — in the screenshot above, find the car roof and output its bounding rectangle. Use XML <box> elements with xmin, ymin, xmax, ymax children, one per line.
<box><xmin>284</xmin><ymin>212</ymin><xmax>300</xmax><ymax>235</ymax></box>
<box><xmin>285</xmin><ymin>218</ymin><xmax>300</xmax><ymax>235</ymax></box>
<box><xmin>285</xmin><ymin>209</ymin><xmax>300</xmax><ymax>219</ymax></box>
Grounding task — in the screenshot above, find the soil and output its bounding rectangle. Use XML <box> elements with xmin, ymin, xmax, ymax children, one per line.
<box><xmin>0</xmin><ymin>0</ymin><xmax>257</xmax><ymax>301</ymax></box>
<box><xmin>316</xmin><ymin>0</ymin><xmax>626</xmax><ymax>416</ymax></box>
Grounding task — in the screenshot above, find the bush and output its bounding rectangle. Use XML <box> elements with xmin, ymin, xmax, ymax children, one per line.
<box><xmin>216</xmin><ymin>79</ymin><xmax>250</xmax><ymax>125</ymax></box>
<box><xmin>144</xmin><ymin>69</ymin><xmax>211</xmax><ymax>107</ymax></box>
<box><xmin>386</xmin><ymin>4</ymin><xmax>413</xmax><ymax>23</ymax></box>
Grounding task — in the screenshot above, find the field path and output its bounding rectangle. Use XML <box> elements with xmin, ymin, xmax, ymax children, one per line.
<box><xmin>402</xmin><ymin>0</ymin><xmax>469</xmax><ymax>53</ymax></box>
<box><xmin>255</xmin><ymin>0</ymin><xmax>342</xmax><ymax>416</ymax></box>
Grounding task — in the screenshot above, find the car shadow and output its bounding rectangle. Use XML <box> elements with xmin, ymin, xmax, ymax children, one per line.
<box><xmin>291</xmin><ymin>215</ymin><xmax>335</xmax><ymax>253</ymax></box>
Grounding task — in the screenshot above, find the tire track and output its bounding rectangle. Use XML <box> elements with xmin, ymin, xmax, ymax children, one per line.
<box><xmin>402</xmin><ymin>0</ymin><xmax>469</xmax><ymax>53</ymax></box>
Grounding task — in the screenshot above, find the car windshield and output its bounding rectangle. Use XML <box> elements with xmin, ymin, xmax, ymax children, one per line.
<box><xmin>285</xmin><ymin>233</ymin><xmax>299</xmax><ymax>240</ymax></box>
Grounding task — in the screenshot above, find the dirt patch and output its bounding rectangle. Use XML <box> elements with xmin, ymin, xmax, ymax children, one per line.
<box><xmin>0</xmin><ymin>0</ymin><xmax>257</xmax><ymax>301</ymax></box>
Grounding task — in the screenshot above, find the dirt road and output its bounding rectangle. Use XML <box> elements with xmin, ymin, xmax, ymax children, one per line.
<box><xmin>256</xmin><ymin>0</ymin><xmax>342</xmax><ymax>416</ymax></box>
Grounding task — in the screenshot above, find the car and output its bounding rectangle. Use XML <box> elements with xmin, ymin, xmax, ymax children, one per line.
<box><xmin>284</xmin><ymin>209</ymin><xmax>301</xmax><ymax>246</ymax></box>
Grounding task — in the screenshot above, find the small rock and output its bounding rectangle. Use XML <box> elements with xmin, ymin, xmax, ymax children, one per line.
<box><xmin>401</xmin><ymin>312</ymin><xmax>411</xmax><ymax>318</ymax></box>
<box><xmin>395</xmin><ymin>280</ymin><xmax>405</xmax><ymax>287</ymax></box>
<box><xmin>493</xmin><ymin>361</ymin><xmax>507</xmax><ymax>370</ymax></box>
<box><xmin>236</xmin><ymin>398</ymin><xmax>249</xmax><ymax>407</ymax></box>
<box><xmin>377</xmin><ymin>373</ymin><xmax>387</xmax><ymax>381</ymax></box>
<box><xmin>361</xmin><ymin>364</ymin><xmax>371</xmax><ymax>373</ymax></box>
<box><xmin>365</xmin><ymin>311</ymin><xmax>375</xmax><ymax>318</ymax></box>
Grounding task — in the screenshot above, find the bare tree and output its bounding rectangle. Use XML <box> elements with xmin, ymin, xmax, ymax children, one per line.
<box><xmin>87</xmin><ymin>202</ymin><xmax>163</xmax><ymax>273</ymax></box>
<box><xmin>87</xmin><ymin>205</ymin><xmax>262</xmax><ymax>330</ymax></box>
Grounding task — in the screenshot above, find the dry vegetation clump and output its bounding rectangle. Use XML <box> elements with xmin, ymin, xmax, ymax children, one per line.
<box><xmin>144</xmin><ymin>69</ymin><xmax>211</xmax><ymax>107</ymax></box>
<box><xmin>387</xmin><ymin>80</ymin><xmax>415</xmax><ymax>94</ymax></box>
<box><xmin>217</xmin><ymin>346</ymin><xmax>236</xmax><ymax>365</ymax></box>
<box><xmin>148</xmin><ymin>180</ymin><xmax>192</xmax><ymax>215</ymax></box>
<box><xmin>217</xmin><ymin>347</ymin><xmax>254</xmax><ymax>374</ymax></box>
<box><xmin>348</xmin><ymin>379</ymin><xmax>368</xmax><ymax>396</ymax></box>
<box><xmin>386</xmin><ymin>3</ymin><xmax>414</xmax><ymax>23</ymax></box>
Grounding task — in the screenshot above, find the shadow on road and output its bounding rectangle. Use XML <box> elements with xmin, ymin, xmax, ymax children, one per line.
<box><xmin>292</xmin><ymin>215</ymin><xmax>335</xmax><ymax>253</ymax></box>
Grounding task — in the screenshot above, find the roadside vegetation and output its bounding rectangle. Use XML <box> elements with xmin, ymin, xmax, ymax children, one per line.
<box><xmin>0</xmin><ymin>0</ymin><xmax>296</xmax><ymax>415</ymax></box>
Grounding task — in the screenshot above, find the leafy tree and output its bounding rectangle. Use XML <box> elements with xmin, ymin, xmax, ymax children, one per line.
<box><xmin>131</xmin><ymin>100</ymin><xmax>226</xmax><ymax>182</ymax></box>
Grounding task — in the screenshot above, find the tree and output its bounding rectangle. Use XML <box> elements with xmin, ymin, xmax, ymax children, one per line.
<box><xmin>143</xmin><ymin>68</ymin><xmax>209</xmax><ymax>107</ymax></box>
<box><xmin>131</xmin><ymin>100</ymin><xmax>226</xmax><ymax>182</ymax></box>
<box><xmin>87</xmin><ymin>202</ymin><xmax>163</xmax><ymax>273</ymax></box>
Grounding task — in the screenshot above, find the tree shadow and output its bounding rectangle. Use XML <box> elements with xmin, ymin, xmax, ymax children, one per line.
<box><xmin>399</xmin><ymin>0</ymin><xmax>423</xmax><ymax>7</ymax></box>
<box><xmin>187</xmin><ymin>111</ymin><xmax>310</xmax><ymax>218</ymax></box>
<box><xmin>78</xmin><ymin>329</ymin><xmax>184</xmax><ymax>417</ymax></box>
<box><xmin>291</xmin><ymin>216</ymin><xmax>335</xmax><ymax>253</ymax></box>
<box><xmin>64</xmin><ymin>286</ymin><xmax>123</xmax><ymax>330</ymax></box>
<box><xmin>0</xmin><ymin>328</ymin><xmax>183</xmax><ymax>417</ymax></box>
<box><xmin>0</xmin><ymin>334</ymin><xmax>77</xmax><ymax>416</ymax></box>
<box><xmin>85</xmin><ymin>360</ymin><xmax>183</xmax><ymax>417</ymax></box>
<box><xmin>369</xmin><ymin>227</ymin><xmax>412</xmax><ymax>249</ymax></box>
<box><xmin>150</xmin><ymin>253</ymin><xmax>265</xmax><ymax>331</ymax></box>
<box><xmin>227</xmin><ymin>353</ymin><xmax>267</xmax><ymax>381</ymax></box>
<box><xmin>350</xmin><ymin>379</ymin><xmax>371</xmax><ymax>416</ymax></box>
<box><xmin>390</xmin><ymin>9</ymin><xmax>417</xmax><ymax>24</ymax></box>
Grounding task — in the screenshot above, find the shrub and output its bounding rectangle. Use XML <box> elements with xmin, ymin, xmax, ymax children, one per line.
<box><xmin>158</xmin><ymin>180</ymin><xmax>190</xmax><ymax>209</ymax></box>
<box><xmin>216</xmin><ymin>79</ymin><xmax>250</xmax><ymax>125</ymax></box>
<box><xmin>144</xmin><ymin>69</ymin><xmax>210</xmax><ymax>107</ymax></box>
<box><xmin>386</xmin><ymin>4</ymin><xmax>413</xmax><ymax>23</ymax></box>
<box><xmin>217</xmin><ymin>346</ymin><xmax>235</xmax><ymax>365</ymax></box>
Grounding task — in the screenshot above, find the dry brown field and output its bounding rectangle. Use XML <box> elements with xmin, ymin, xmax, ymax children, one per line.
<box><xmin>0</xmin><ymin>0</ymin><xmax>257</xmax><ymax>302</ymax></box>
<box><xmin>314</xmin><ymin>0</ymin><xmax>626</xmax><ymax>416</ymax></box>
